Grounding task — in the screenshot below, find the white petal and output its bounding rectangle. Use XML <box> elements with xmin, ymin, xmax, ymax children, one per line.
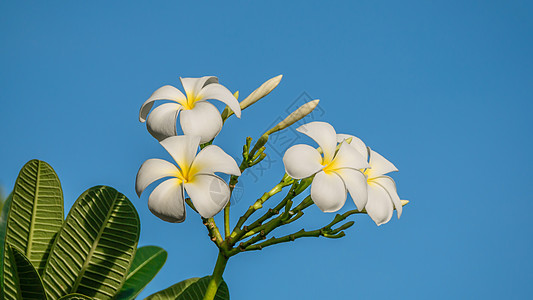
<box><xmin>372</xmin><ymin>176</ymin><xmax>402</xmax><ymax>218</ymax></box>
<box><xmin>146</xmin><ymin>103</ymin><xmax>181</xmax><ymax>141</ymax></box>
<box><xmin>367</xmin><ymin>149</ymin><xmax>398</xmax><ymax>177</ymax></box>
<box><xmin>160</xmin><ymin>136</ymin><xmax>200</xmax><ymax>171</ymax></box>
<box><xmin>336</xmin><ymin>134</ymin><xmax>368</xmax><ymax>161</ymax></box>
<box><xmin>179</xmin><ymin>102</ymin><xmax>223</xmax><ymax>144</ymax></box>
<box><xmin>135</xmin><ymin>158</ymin><xmax>180</xmax><ymax>197</ymax></box>
<box><xmin>366</xmin><ymin>183</ymin><xmax>394</xmax><ymax>226</ymax></box>
<box><xmin>140</xmin><ymin>85</ymin><xmax>186</xmax><ymax>122</ymax></box>
<box><xmin>197</xmin><ymin>83</ymin><xmax>242</xmax><ymax>118</ymax></box>
<box><xmin>148</xmin><ymin>178</ymin><xmax>186</xmax><ymax>223</ymax></box>
<box><xmin>333</xmin><ymin>168</ymin><xmax>368</xmax><ymax>211</ymax></box>
<box><xmin>296</xmin><ymin>122</ymin><xmax>337</xmax><ymax>164</ymax></box>
<box><xmin>180</xmin><ymin>76</ymin><xmax>218</xmax><ymax>98</ymax></box>
<box><xmin>329</xmin><ymin>141</ymin><xmax>370</xmax><ymax>170</ymax></box>
<box><xmin>190</xmin><ymin>145</ymin><xmax>241</xmax><ymax>176</ymax></box>
<box><xmin>283</xmin><ymin>144</ymin><xmax>323</xmax><ymax>179</ymax></box>
<box><xmin>184</xmin><ymin>174</ymin><xmax>230</xmax><ymax>218</ymax></box>
<box><xmin>310</xmin><ymin>171</ymin><xmax>347</xmax><ymax>212</ymax></box>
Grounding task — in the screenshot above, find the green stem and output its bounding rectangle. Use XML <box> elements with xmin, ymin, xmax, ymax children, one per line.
<box><xmin>243</xmin><ymin>182</ymin><xmax>298</xmax><ymax>233</ymax></box>
<box><xmin>238</xmin><ymin>209</ymin><xmax>360</xmax><ymax>253</ymax></box>
<box><xmin>225</xmin><ymin>174</ymin><xmax>239</xmax><ymax>239</ymax></box>
<box><xmin>230</xmin><ymin>176</ymin><xmax>293</xmax><ymax>242</ymax></box>
<box><xmin>224</xmin><ymin>205</ymin><xmax>230</xmax><ymax>238</ymax></box>
<box><xmin>203</xmin><ymin>251</ymin><xmax>229</xmax><ymax>300</ymax></box>
<box><xmin>203</xmin><ymin>217</ymin><xmax>224</xmax><ymax>247</ymax></box>
<box><xmin>241</xmin><ymin>195</ymin><xmax>312</xmax><ymax>239</ymax></box>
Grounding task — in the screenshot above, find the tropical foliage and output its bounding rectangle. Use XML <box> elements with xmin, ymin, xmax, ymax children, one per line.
<box><xmin>0</xmin><ymin>160</ymin><xmax>167</xmax><ymax>300</ymax></box>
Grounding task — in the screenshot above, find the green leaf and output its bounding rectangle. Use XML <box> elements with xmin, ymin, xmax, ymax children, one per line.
<box><xmin>116</xmin><ymin>246</ymin><xmax>168</xmax><ymax>300</ymax></box>
<box><xmin>42</xmin><ymin>186</ymin><xmax>140</xmax><ymax>300</ymax></box>
<box><xmin>0</xmin><ymin>192</ymin><xmax>13</xmax><ymax>297</ymax></box>
<box><xmin>176</xmin><ymin>276</ymin><xmax>229</xmax><ymax>300</ymax></box>
<box><xmin>144</xmin><ymin>276</ymin><xmax>229</xmax><ymax>300</ymax></box>
<box><xmin>58</xmin><ymin>293</ymin><xmax>94</xmax><ymax>300</ymax></box>
<box><xmin>0</xmin><ymin>186</ymin><xmax>6</xmax><ymax>211</ymax></box>
<box><xmin>8</xmin><ymin>245</ymin><xmax>47</xmax><ymax>300</ymax></box>
<box><xmin>3</xmin><ymin>242</ymin><xmax>22</xmax><ymax>300</ymax></box>
<box><xmin>4</xmin><ymin>160</ymin><xmax>64</xmax><ymax>275</ymax></box>
<box><xmin>144</xmin><ymin>277</ymin><xmax>200</xmax><ymax>300</ymax></box>
<box><xmin>2</xmin><ymin>160</ymin><xmax>64</xmax><ymax>299</ymax></box>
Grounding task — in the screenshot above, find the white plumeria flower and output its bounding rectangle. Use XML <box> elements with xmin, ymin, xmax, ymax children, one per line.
<box><xmin>337</xmin><ymin>134</ymin><xmax>403</xmax><ymax>226</ymax></box>
<box><xmin>135</xmin><ymin>135</ymin><xmax>241</xmax><ymax>222</ymax></box>
<box><xmin>139</xmin><ymin>76</ymin><xmax>241</xmax><ymax>143</ymax></box>
<box><xmin>283</xmin><ymin>122</ymin><xmax>369</xmax><ymax>213</ymax></box>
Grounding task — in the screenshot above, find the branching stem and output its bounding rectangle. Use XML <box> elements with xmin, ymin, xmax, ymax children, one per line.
<box><xmin>233</xmin><ymin>209</ymin><xmax>361</xmax><ymax>254</ymax></box>
<box><xmin>230</xmin><ymin>176</ymin><xmax>293</xmax><ymax>242</ymax></box>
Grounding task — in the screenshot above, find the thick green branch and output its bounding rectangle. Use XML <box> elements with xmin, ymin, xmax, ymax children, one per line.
<box><xmin>203</xmin><ymin>251</ymin><xmax>228</xmax><ymax>300</ymax></box>
<box><xmin>203</xmin><ymin>217</ymin><xmax>224</xmax><ymax>248</ymax></box>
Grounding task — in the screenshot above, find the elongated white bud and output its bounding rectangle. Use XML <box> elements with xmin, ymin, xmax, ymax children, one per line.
<box><xmin>266</xmin><ymin>99</ymin><xmax>320</xmax><ymax>135</ymax></box>
<box><xmin>240</xmin><ymin>75</ymin><xmax>283</xmax><ymax>110</ymax></box>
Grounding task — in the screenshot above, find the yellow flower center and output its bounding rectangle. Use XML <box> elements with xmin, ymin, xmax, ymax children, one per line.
<box><xmin>174</xmin><ymin>170</ymin><xmax>186</xmax><ymax>183</ymax></box>
<box><xmin>321</xmin><ymin>164</ymin><xmax>334</xmax><ymax>175</ymax></box>
<box><xmin>363</xmin><ymin>168</ymin><xmax>373</xmax><ymax>182</ymax></box>
<box><xmin>321</xmin><ymin>157</ymin><xmax>338</xmax><ymax>175</ymax></box>
<box><xmin>175</xmin><ymin>163</ymin><xmax>199</xmax><ymax>184</ymax></box>
<box><xmin>180</xmin><ymin>91</ymin><xmax>200</xmax><ymax>110</ymax></box>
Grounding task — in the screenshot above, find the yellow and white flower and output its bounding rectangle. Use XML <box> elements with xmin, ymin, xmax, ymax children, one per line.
<box><xmin>283</xmin><ymin>122</ymin><xmax>369</xmax><ymax>212</ymax></box>
<box><xmin>135</xmin><ymin>135</ymin><xmax>241</xmax><ymax>222</ymax></box>
<box><xmin>337</xmin><ymin>134</ymin><xmax>403</xmax><ymax>226</ymax></box>
<box><xmin>139</xmin><ymin>76</ymin><xmax>241</xmax><ymax>143</ymax></box>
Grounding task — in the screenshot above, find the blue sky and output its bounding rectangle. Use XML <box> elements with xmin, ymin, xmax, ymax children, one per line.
<box><xmin>1</xmin><ymin>1</ymin><xmax>532</xmax><ymax>299</ymax></box>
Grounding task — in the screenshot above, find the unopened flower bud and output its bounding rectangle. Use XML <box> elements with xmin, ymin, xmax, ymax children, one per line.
<box><xmin>266</xmin><ymin>99</ymin><xmax>319</xmax><ymax>135</ymax></box>
<box><xmin>239</xmin><ymin>75</ymin><xmax>283</xmax><ymax>110</ymax></box>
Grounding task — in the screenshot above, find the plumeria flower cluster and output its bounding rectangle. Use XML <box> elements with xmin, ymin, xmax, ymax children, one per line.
<box><xmin>137</xmin><ymin>76</ymin><xmax>242</xmax><ymax>222</ymax></box>
<box><xmin>283</xmin><ymin>121</ymin><xmax>404</xmax><ymax>225</ymax></box>
<box><xmin>134</xmin><ymin>74</ymin><xmax>407</xmax><ymax>299</ymax></box>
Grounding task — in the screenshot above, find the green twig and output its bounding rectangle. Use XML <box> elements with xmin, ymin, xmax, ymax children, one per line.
<box><xmin>240</xmin><ymin>194</ymin><xmax>312</xmax><ymax>239</ymax></box>
<box><xmin>224</xmin><ymin>205</ymin><xmax>230</xmax><ymax>239</ymax></box>
<box><xmin>234</xmin><ymin>209</ymin><xmax>361</xmax><ymax>254</ymax></box>
<box><xmin>230</xmin><ymin>175</ymin><xmax>294</xmax><ymax>241</ymax></box>
<box><xmin>245</xmin><ymin>182</ymin><xmax>297</xmax><ymax>230</ymax></box>
<box><xmin>236</xmin><ymin>179</ymin><xmax>313</xmax><ymax>242</ymax></box>
<box><xmin>224</xmin><ymin>177</ymin><xmax>240</xmax><ymax>239</ymax></box>
<box><xmin>236</xmin><ymin>197</ymin><xmax>300</xmax><ymax>250</ymax></box>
